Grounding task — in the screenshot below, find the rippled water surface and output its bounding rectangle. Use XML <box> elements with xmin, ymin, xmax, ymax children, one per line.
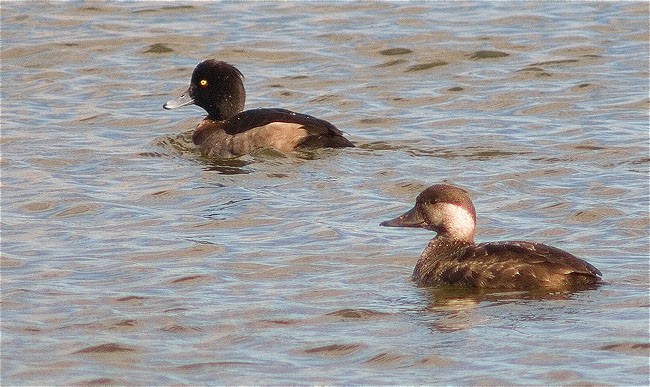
<box><xmin>2</xmin><ymin>2</ymin><xmax>649</xmax><ymax>385</ymax></box>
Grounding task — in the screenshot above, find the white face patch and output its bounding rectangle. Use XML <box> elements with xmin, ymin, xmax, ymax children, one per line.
<box><xmin>435</xmin><ymin>202</ymin><xmax>476</xmax><ymax>242</ymax></box>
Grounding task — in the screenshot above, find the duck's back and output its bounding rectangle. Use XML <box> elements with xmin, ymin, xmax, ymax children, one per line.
<box><xmin>414</xmin><ymin>239</ymin><xmax>602</xmax><ymax>289</ymax></box>
<box><xmin>227</xmin><ymin>109</ymin><xmax>350</xmax><ymax>143</ymax></box>
<box><xmin>193</xmin><ymin>108</ymin><xmax>353</xmax><ymax>157</ymax></box>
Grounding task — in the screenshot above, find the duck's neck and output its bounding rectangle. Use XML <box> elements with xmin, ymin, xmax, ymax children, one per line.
<box><xmin>413</xmin><ymin>236</ymin><xmax>474</xmax><ymax>284</ymax></box>
<box><xmin>206</xmin><ymin>103</ymin><xmax>238</xmax><ymax>121</ymax></box>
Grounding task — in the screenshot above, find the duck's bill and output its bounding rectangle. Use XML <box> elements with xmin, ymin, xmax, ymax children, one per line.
<box><xmin>380</xmin><ymin>206</ymin><xmax>426</xmax><ymax>228</ymax></box>
<box><xmin>163</xmin><ymin>88</ymin><xmax>194</xmax><ymax>110</ymax></box>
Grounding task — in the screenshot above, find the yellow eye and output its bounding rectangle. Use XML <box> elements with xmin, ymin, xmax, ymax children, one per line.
<box><xmin>200</xmin><ymin>79</ymin><xmax>208</xmax><ymax>87</ymax></box>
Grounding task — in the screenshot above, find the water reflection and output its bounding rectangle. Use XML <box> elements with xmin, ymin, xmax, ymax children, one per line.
<box><xmin>202</xmin><ymin>157</ymin><xmax>254</xmax><ymax>175</ymax></box>
<box><xmin>155</xmin><ymin>131</ymin><xmax>195</xmax><ymax>156</ymax></box>
<box><xmin>156</xmin><ymin>132</ymin><xmax>253</xmax><ymax>174</ymax></box>
<box><xmin>156</xmin><ymin>131</ymin><xmax>350</xmax><ymax>174</ymax></box>
<box><xmin>420</xmin><ymin>284</ymin><xmax>602</xmax><ymax>332</ymax></box>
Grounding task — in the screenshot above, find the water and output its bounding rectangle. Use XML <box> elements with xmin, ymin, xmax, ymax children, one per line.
<box><xmin>2</xmin><ymin>2</ymin><xmax>648</xmax><ymax>385</ymax></box>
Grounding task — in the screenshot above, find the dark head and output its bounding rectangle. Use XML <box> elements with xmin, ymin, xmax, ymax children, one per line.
<box><xmin>380</xmin><ymin>184</ymin><xmax>477</xmax><ymax>242</ymax></box>
<box><xmin>163</xmin><ymin>60</ymin><xmax>246</xmax><ymax>120</ymax></box>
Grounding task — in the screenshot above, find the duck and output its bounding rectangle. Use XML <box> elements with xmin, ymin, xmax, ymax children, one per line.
<box><xmin>380</xmin><ymin>184</ymin><xmax>602</xmax><ymax>289</ymax></box>
<box><xmin>163</xmin><ymin>59</ymin><xmax>354</xmax><ymax>158</ymax></box>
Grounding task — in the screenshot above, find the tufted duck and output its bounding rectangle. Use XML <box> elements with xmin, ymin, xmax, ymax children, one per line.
<box><xmin>164</xmin><ymin>60</ymin><xmax>354</xmax><ymax>158</ymax></box>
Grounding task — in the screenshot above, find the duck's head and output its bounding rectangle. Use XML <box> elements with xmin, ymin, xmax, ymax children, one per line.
<box><xmin>164</xmin><ymin>59</ymin><xmax>246</xmax><ymax>120</ymax></box>
<box><xmin>380</xmin><ymin>184</ymin><xmax>477</xmax><ymax>242</ymax></box>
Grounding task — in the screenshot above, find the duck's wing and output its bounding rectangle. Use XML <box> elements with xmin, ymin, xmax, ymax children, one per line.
<box><xmin>222</xmin><ymin>108</ymin><xmax>353</xmax><ymax>147</ymax></box>
<box><xmin>460</xmin><ymin>241</ymin><xmax>602</xmax><ymax>287</ymax></box>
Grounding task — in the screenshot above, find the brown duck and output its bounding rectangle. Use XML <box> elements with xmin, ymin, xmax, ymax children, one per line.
<box><xmin>381</xmin><ymin>184</ymin><xmax>602</xmax><ymax>289</ymax></box>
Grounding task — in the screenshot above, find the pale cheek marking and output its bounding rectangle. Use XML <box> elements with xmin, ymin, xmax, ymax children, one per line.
<box><xmin>439</xmin><ymin>203</ymin><xmax>475</xmax><ymax>241</ymax></box>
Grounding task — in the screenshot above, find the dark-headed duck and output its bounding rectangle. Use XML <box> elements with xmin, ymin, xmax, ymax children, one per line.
<box><xmin>380</xmin><ymin>184</ymin><xmax>602</xmax><ymax>289</ymax></box>
<box><xmin>163</xmin><ymin>59</ymin><xmax>354</xmax><ymax>158</ymax></box>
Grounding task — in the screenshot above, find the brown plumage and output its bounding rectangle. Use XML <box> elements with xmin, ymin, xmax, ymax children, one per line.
<box><xmin>381</xmin><ymin>184</ymin><xmax>602</xmax><ymax>289</ymax></box>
